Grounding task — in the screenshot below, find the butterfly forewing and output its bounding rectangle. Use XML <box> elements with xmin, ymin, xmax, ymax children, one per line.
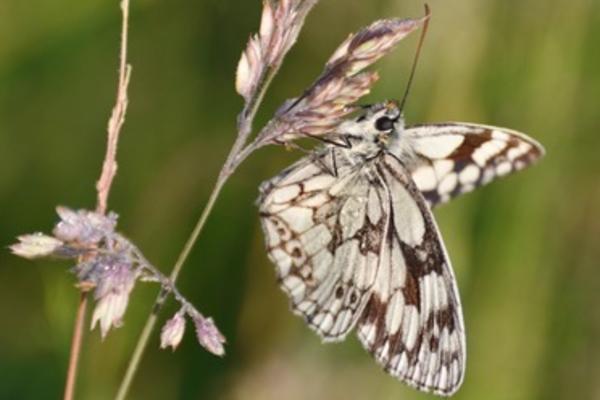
<box><xmin>356</xmin><ymin>154</ymin><xmax>465</xmax><ymax>396</ymax></box>
<box><xmin>259</xmin><ymin>149</ymin><xmax>388</xmax><ymax>341</ymax></box>
<box><xmin>406</xmin><ymin>123</ymin><xmax>545</xmax><ymax>207</ymax></box>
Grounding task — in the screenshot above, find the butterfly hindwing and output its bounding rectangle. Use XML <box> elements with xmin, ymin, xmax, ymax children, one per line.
<box><xmin>259</xmin><ymin>148</ymin><xmax>387</xmax><ymax>341</ymax></box>
<box><xmin>356</xmin><ymin>154</ymin><xmax>465</xmax><ymax>396</ymax></box>
<box><xmin>405</xmin><ymin>123</ymin><xmax>545</xmax><ymax>207</ymax></box>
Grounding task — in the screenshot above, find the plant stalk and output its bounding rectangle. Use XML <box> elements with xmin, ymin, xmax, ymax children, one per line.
<box><xmin>64</xmin><ymin>0</ymin><xmax>132</xmax><ymax>398</ymax></box>
<box><xmin>63</xmin><ymin>292</ymin><xmax>89</xmax><ymax>400</ymax></box>
<box><xmin>114</xmin><ymin>60</ymin><xmax>275</xmax><ymax>400</ymax></box>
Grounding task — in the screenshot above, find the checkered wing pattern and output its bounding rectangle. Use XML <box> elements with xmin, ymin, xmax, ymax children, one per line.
<box><xmin>406</xmin><ymin>123</ymin><xmax>544</xmax><ymax>207</ymax></box>
<box><xmin>259</xmin><ymin>149</ymin><xmax>388</xmax><ymax>341</ymax></box>
<box><xmin>356</xmin><ymin>154</ymin><xmax>465</xmax><ymax>396</ymax></box>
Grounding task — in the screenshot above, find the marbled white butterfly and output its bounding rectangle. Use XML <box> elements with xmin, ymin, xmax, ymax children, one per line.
<box><xmin>258</xmin><ymin>100</ymin><xmax>544</xmax><ymax>396</ymax></box>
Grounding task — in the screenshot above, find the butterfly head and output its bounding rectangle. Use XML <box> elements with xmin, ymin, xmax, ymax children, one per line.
<box><xmin>353</xmin><ymin>100</ymin><xmax>404</xmax><ymax>147</ymax></box>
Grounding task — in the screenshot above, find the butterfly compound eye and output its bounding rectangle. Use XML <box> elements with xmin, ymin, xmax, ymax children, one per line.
<box><xmin>375</xmin><ymin>116</ymin><xmax>394</xmax><ymax>131</ymax></box>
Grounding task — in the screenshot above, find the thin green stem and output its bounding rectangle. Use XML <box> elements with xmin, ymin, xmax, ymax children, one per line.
<box><xmin>237</xmin><ymin>64</ymin><xmax>277</xmax><ymax>139</ymax></box>
<box><xmin>115</xmin><ymin>162</ymin><xmax>228</xmax><ymax>400</ymax></box>
<box><xmin>114</xmin><ymin>308</ymin><xmax>157</xmax><ymax>400</ymax></box>
<box><xmin>114</xmin><ymin>0</ymin><xmax>323</xmax><ymax>391</ymax></box>
<box><xmin>114</xmin><ymin>61</ymin><xmax>276</xmax><ymax>400</ymax></box>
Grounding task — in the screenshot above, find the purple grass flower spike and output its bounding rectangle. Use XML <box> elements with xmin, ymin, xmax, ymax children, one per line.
<box><xmin>12</xmin><ymin>204</ymin><xmax>226</xmax><ymax>352</ymax></box>
<box><xmin>161</xmin><ymin>312</ymin><xmax>187</xmax><ymax>351</ymax></box>
<box><xmin>193</xmin><ymin>315</ymin><xmax>226</xmax><ymax>357</ymax></box>
<box><xmin>10</xmin><ymin>233</ymin><xmax>64</xmax><ymax>259</ymax></box>
<box><xmin>256</xmin><ymin>16</ymin><xmax>426</xmax><ymax>145</ymax></box>
<box><xmin>91</xmin><ymin>259</ymin><xmax>137</xmax><ymax>338</ymax></box>
<box><xmin>53</xmin><ymin>206</ymin><xmax>117</xmax><ymax>245</ymax></box>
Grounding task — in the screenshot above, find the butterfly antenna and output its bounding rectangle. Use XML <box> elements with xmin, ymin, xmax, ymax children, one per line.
<box><xmin>398</xmin><ymin>4</ymin><xmax>431</xmax><ymax>113</ymax></box>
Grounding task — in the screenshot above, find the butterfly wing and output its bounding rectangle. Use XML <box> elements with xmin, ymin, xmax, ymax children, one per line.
<box><xmin>259</xmin><ymin>148</ymin><xmax>389</xmax><ymax>342</ymax></box>
<box><xmin>405</xmin><ymin>123</ymin><xmax>544</xmax><ymax>207</ymax></box>
<box><xmin>356</xmin><ymin>153</ymin><xmax>466</xmax><ymax>396</ymax></box>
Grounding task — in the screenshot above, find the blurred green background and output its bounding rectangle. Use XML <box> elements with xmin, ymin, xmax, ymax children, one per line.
<box><xmin>1</xmin><ymin>0</ymin><xmax>599</xmax><ymax>399</ymax></box>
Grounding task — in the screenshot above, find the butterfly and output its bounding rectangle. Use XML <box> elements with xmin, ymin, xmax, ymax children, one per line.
<box><xmin>258</xmin><ymin>100</ymin><xmax>544</xmax><ymax>396</ymax></box>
